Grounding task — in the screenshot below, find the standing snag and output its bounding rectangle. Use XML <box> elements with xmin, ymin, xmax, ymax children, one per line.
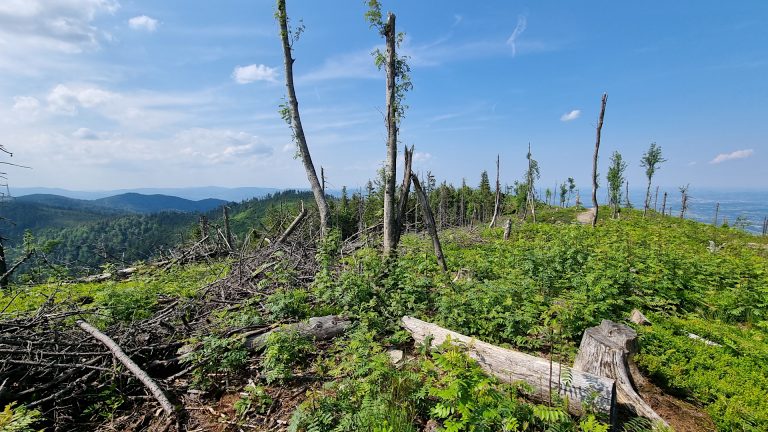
<box><xmin>607</xmin><ymin>151</ymin><xmax>627</xmax><ymax>219</ymax></box>
<box><xmin>276</xmin><ymin>0</ymin><xmax>332</xmax><ymax>237</ymax></box>
<box><xmin>591</xmin><ymin>93</ymin><xmax>607</xmax><ymax>227</ymax></box>
<box><xmin>640</xmin><ymin>142</ymin><xmax>666</xmax><ymax>217</ymax></box>
<box><xmin>489</xmin><ymin>154</ymin><xmax>502</xmax><ymax>228</ymax></box>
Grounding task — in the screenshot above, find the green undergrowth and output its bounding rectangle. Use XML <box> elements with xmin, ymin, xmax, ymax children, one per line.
<box><xmin>0</xmin><ymin>261</ymin><xmax>229</xmax><ymax>328</ymax></box>
<box><xmin>636</xmin><ymin>315</ymin><xmax>768</xmax><ymax>431</ymax></box>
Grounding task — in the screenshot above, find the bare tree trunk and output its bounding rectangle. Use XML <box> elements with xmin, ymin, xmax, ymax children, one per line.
<box><xmin>382</xmin><ymin>12</ymin><xmax>398</xmax><ymax>255</ymax></box>
<box><xmin>277</xmin><ymin>0</ymin><xmax>331</xmax><ymax>237</ymax></box>
<box><xmin>713</xmin><ymin>202</ymin><xmax>719</xmax><ymax>226</ymax></box>
<box><xmin>320</xmin><ymin>166</ymin><xmax>326</xmax><ymax>194</ymax></box>
<box><xmin>275</xmin><ymin>202</ymin><xmax>307</xmax><ymax>245</ymax></box>
<box><xmin>591</xmin><ymin>93</ymin><xmax>607</xmax><ymax>228</ymax></box>
<box><xmin>412</xmin><ymin>175</ymin><xmax>447</xmax><ymax>272</ymax></box>
<box><xmin>489</xmin><ymin>154</ymin><xmax>501</xmax><ymax>228</ymax></box>
<box><xmin>661</xmin><ymin>192</ymin><xmax>667</xmax><ymax>216</ymax></box>
<box><xmin>76</xmin><ymin>320</ymin><xmax>175</xmax><ymax>415</ymax></box>
<box><xmin>503</xmin><ymin>219</ymin><xmax>512</xmax><ymax>240</ymax></box>
<box><xmin>394</xmin><ymin>145</ymin><xmax>413</xmax><ymax>246</ymax></box>
<box><xmin>223</xmin><ymin>206</ymin><xmax>233</xmax><ymax>251</ymax></box>
<box><xmin>762</xmin><ymin>216</ymin><xmax>767</xmax><ymax>235</ymax></box>
<box><xmin>625</xmin><ymin>181</ymin><xmax>631</xmax><ymax>208</ymax></box>
<box><xmin>0</xmin><ymin>239</ymin><xmax>7</xmax><ymax>289</ymax></box>
<box><xmin>653</xmin><ymin>186</ymin><xmax>659</xmax><ymax>212</ymax></box>
<box><xmin>643</xmin><ymin>181</ymin><xmax>651</xmax><ymax>218</ymax></box>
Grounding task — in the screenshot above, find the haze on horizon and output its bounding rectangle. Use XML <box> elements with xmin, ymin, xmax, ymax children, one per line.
<box><xmin>2</xmin><ymin>1</ymin><xmax>766</xmax><ymax>192</ymax></box>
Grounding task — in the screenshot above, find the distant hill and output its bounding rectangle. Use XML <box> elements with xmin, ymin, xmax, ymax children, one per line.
<box><xmin>10</xmin><ymin>186</ymin><xmax>282</xmax><ymax>202</ymax></box>
<box><xmin>92</xmin><ymin>193</ymin><xmax>226</xmax><ymax>214</ymax></box>
<box><xmin>15</xmin><ymin>193</ymin><xmax>227</xmax><ymax>214</ymax></box>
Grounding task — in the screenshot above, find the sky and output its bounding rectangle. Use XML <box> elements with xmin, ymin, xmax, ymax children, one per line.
<box><xmin>2</xmin><ymin>0</ymin><xmax>767</xmax><ymax>193</ymax></box>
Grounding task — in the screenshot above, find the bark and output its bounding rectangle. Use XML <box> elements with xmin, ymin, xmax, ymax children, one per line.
<box><xmin>653</xmin><ymin>186</ymin><xmax>659</xmax><ymax>212</ymax></box>
<box><xmin>277</xmin><ymin>0</ymin><xmax>331</xmax><ymax>237</ymax></box>
<box><xmin>244</xmin><ymin>315</ymin><xmax>351</xmax><ymax>351</ymax></box>
<box><xmin>0</xmin><ymin>239</ymin><xmax>7</xmax><ymax>289</ymax></box>
<box><xmin>489</xmin><ymin>154</ymin><xmax>501</xmax><ymax>228</ymax></box>
<box><xmin>401</xmin><ymin>316</ymin><xmax>616</xmax><ymax>420</ymax></box>
<box><xmin>382</xmin><ymin>12</ymin><xmax>398</xmax><ymax>255</ymax></box>
<box><xmin>223</xmin><ymin>206</ymin><xmax>233</xmax><ymax>251</ymax></box>
<box><xmin>76</xmin><ymin>320</ymin><xmax>175</xmax><ymax>415</ymax></box>
<box><xmin>573</xmin><ymin>320</ymin><xmax>668</xmax><ymax>427</ymax></box>
<box><xmin>712</xmin><ymin>203</ymin><xmax>719</xmax><ymax>226</ymax></box>
<box><xmin>394</xmin><ymin>145</ymin><xmax>414</xmax><ymax>246</ymax></box>
<box><xmin>591</xmin><ymin>93</ymin><xmax>607</xmax><ymax>228</ymax></box>
<box><xmin>503</xmin><ymin>219</ymin><xmax>512</xmax><ymax>241</ymax></box>
<box><xmin>274</xmin><ymin>201</ymin><xmax>307</xmax><ymax>245</ymax></box>
<box><xmin>661</xmin><ymin>192</ymin><xmax>667</xmax><ymax>217</ymax></box>
<box><xmin>643</xmin><ymin>181</ymin><xmax>651</xmax><ymax>217</ymax></box>
<box><xmin>412</xmin><ymin>175</ymin><xmax>448</xmax><ymax>272</ymax></box>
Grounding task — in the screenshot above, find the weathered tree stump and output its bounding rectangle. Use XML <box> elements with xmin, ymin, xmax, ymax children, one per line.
<box><xmin>401</xmin><ymin>316</ymin><xmax>616</xmax><ymax>420</ymax></box>
<box><xmin>573</xmin><ymin>320</ymin><xmax>668</xmax><ymax>427</ymax></box>
<box><xmin>244</xmin><ymin>315</ymin><xmax>351</xmax><ymax>351</ymax></box>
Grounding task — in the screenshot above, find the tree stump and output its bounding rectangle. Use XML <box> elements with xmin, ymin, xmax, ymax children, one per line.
<box><xmin>573</xmin><ymin>320</ymin><xmax>668</xmax><ymax>427</ymax></box>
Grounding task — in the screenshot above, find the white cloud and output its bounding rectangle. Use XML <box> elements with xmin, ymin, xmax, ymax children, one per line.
<box><xmin>72</xmin><ymin>127</ymin><xmax>106</xmax><ymax>140</ymax></box>
<box><xmin>12</xmin><ymin>96</ymin><xmax>40</xmax><ymax>116</ymax></box>
<box><xmin>299</xmin><ymin>49</ymin><xmax>379</xmax><ymax>82</ymax></box>
<box><xmin>506</xmin><ymin>15</ymin><xmax>527</xmax><ymax>57</ymax></box>
<box><xmin>560</xmin><ymin>109</ymin><xmax>581</xmax><ymax>122</ymax></box>
<box><xmin>0</xmin><ymin>0</ymin><xmax>119</xmax><ymax>57</ymax></box>
<box><xmin>413</xmin><ymin>152</ymin><xmax>432</xmax><ymax>162</ymax></box>
<box><xmin>175</xmin><ymin>128</ymin><xmax>273</xmax><ymax>164</ymax></box>
<box><xmin>709</xmin><ymin>149</ymin><xmax>754</xmax><ymax>164</ymax></box>
<box><xmin>47</xmin><ymin>84</ymin><xmax>117</xmax><ymax>114</ymax></box>
<box><xmin>232</xmin><ymin>64</ymin><xmax>277</xmax><ymax>84</ymax></box>
<box><xmin>128</xmin><ymin>15</ymin><xmax>159</xmax><ymax>32</ymax></box>
<box><xmin>452</xmin><ymin>14</ymin><xmax>463</xmax><ymax>27</ymax></box>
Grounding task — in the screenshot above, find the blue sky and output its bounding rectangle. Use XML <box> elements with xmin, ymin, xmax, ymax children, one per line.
<box><xmin>2</xmin><ymin>1</ymin><xmax>766</xmax><ymax>193</ymax></box>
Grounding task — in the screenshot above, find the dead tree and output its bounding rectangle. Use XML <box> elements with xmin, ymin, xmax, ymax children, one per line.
<box><xmin>223</xmin><ymin>206</ymin><xmax>233</xmax><ymax>251</ymax></box>
<box><xmin>489</xmin><ymin>154</ymin><xmax>501</xmax><ymax>228</ymax></box>
<box><xmin>574</xmin><ymin>320</ymin><xmax>669</xmax><ymax>427</ymax></box>
<box><xmin>412</xmin><ymin>174</ymin><xmax>447</xmax><ymax>272</ymax></box>
<box><xmin>381</xmin><ymin>12</ymin><xmax>399</xmax><ymax>255</ymax></box>
<box><xmin>275</xmin><ymin>201</ymin><xmax>307</xmax><ymax>245</ymax></box>
<box><xmin>653</xmin><ymin>186</ymin><xmax>659</xmax><ymax>212</ymax></box>
<box><xmin>713</xmin><ymin>202</ymin><xmax>719</xmax><ymax>226</ymax></box>
<box><xmin>402</xmin><ymin>316</ymin><xmax>616</xmax><ymax>419</ymax></box>
<box><xmin>394</xmin><ymin>145</ymin><xmax>414</xmax><ymax>246</ymax></box>
<box><xmin>277</xmin><ymin>0</ymin><xmax>331</xmax><ymax>237</ymax></box>
<box><xmin>679</xmin><ymin>184</ymin><xmax>689</xmax><ymax>219</ymax></box>
<box><xmin>591</xmin><ymin>93</ymin><xmax>607</xmax><ymax>228</ymax></box>
<box><xmin>661</xmin><ymin>192</ymin><xmax>667</xmax><ymax>216</ymax></box>
<box><xmin>76</xmin><ymin>320</ymin><xmax>175</xmax><ymax>415</ymax></box>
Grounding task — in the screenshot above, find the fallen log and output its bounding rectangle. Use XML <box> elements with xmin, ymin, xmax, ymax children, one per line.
<box><xmin>401</xmin><ymin>316</ymin><xmax>616</xmax><ymax>420</ymax></box>
<box><xmin>573</xmin><ymin>320</ymin><xmax>668</xmax><ymax>427</ymax></box>
<box><xmin>76</xmin><ymin>320</ymin><xmax>175</xmax><ymax>415</ymax></box>
<box><xmin>275</xmin><ymin>201</ymin><xmax>307</xmax><ymax>245</ymax></box>
<box><xmin>245</xmin><ymin>315</ymin><xmax>351</xmax><ymax>351</ymax></box>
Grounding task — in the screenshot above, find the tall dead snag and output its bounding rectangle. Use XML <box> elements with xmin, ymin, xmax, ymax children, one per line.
<box><xmin>591</xmin><ymin>93</ymin><xmax>607</xmax><ymax>228</ymax></box>
<box><xmin>223</xmin><ymin>206</ymin><xmax>233</xmax><ymax>251</ymax></box>
<box><xmin>489</xmin><ymin>154</ymin><xmax>501</xmax><ymax>228</ymax></box>
<box><xmin>381</xmin><ymin>12</ymin><xmax>398</xmax><ymax>255</ymax></box>
<box><xmin>679</xmin><ymin>184</ymin><xmax>690</xmax><ymax>219</ymax></box>
<box><xmin>277</xmin><ymin>0</ymin><xmax>331</xmax><ymax>237</ymax></box>
<box><xmin>713</xmin><ymin>202</ymin><xmax>720</xmax><ymax>226</ymax></box>
<box><xmin>76</xmin><ymin>320</ymin><xmax>175</xmax><ymax>415</ymax></box>
<box><xmin>574</xmin><ymin>320</ymin><xmax>669</xmax><ymax>427</ymax></box>
<box><xmin>661</xmin><ymin>191</ymin><xmax>667</xmax><ymax>216</ymax></box>
<box><xmin>412</xmin><ymin>174</ymin><xmax>447</xmax><ymax>272</ymax></box>
<box><xmin>402</xmin><ymin>316</ymin><xmax>616</xmax><ymax>420</ymax></box>
<box><xmin>394</xmin><ymin>145</ymin><xmax>414</xmax><ymax>246</ymax></box>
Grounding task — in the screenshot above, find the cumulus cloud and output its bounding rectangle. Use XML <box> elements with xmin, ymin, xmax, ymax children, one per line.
<box><xmin>709</xmin><ymin>149</ymin><xmax>754</xmax><ymax>164</ymax></box>
<box><xmin>72</xmin><ymin>127</ymin><xmax>106</xmax><ymax>140</ymax></box>
<box><xmin>47</xmin><ymin>84</ymin><xmax>117</xmax><ymax>114</ymax></box>
<box><xmin>0</xmin><ymin>0</ymin><xmax>119</xmax><ymax>56</ymax></box>
<box><xmin>128</xmin><ymin>15</ymin><xmax>159</xmax><ymax>32</ymax></box>
<box><xmin>232</xmin><ymin>64</ymin><xmax>277</xmax><ymax>84</ymax></box>
<box><xmin>560</xmin><ymin>109</ymin><xmax>581</xmax><ymax>122</ymax></box>
<box><xmin>12</xmin><ymin>96</ymin><xmax>40</xmax><ymax>116</ymax></box>
<box><xmin>413</xmin><ymin>152</ymin><xmax>432</xmax><ymax>162</ymax></box>
<box><xmin>506</xmin><ymin>15</ymin><xmax>527</xmax><ymax>56</ymax></box>
<box><xmin>175</xmin><ymin>128</ymin><xmax>273</xmax><ymax>164</ymax></box>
